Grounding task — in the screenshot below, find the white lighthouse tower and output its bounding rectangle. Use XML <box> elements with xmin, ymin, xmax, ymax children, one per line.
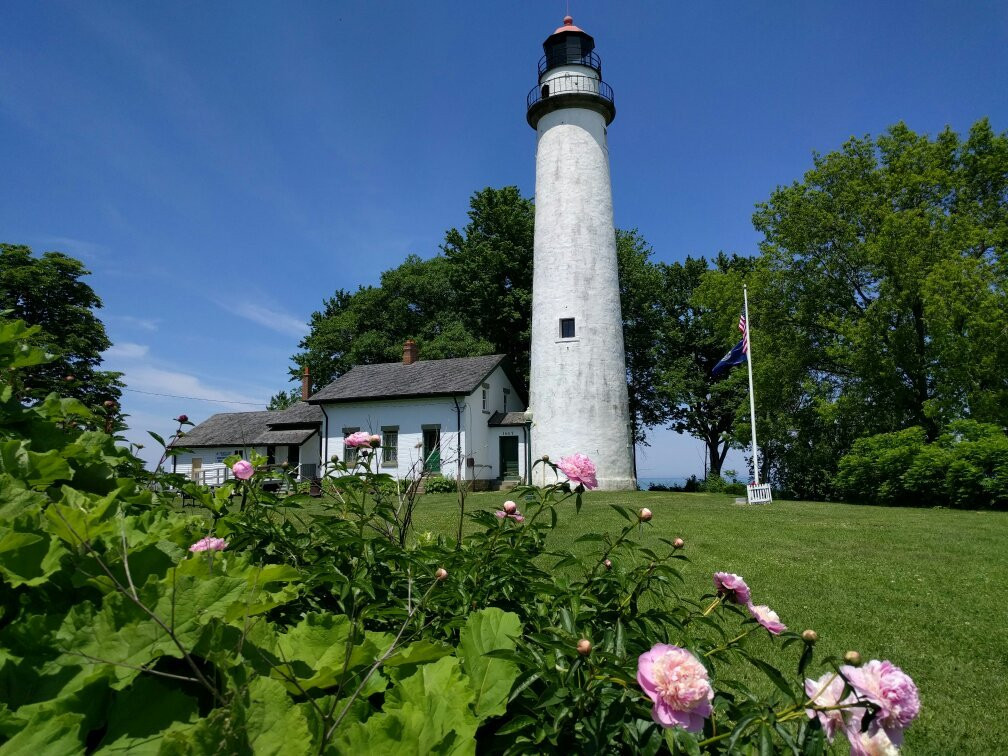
<box><xmin>526</xmin><ymin>16</ymin><xmax>636</xmax><ymax>490</ymax></box>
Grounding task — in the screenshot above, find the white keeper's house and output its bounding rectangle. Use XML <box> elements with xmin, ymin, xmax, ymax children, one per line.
<box><xmin>306</xmin><ymin>340</ymin><xmax>529</xmax><ymax>487</ymax></box>
<box><xmin>176</xmin><ymin>340</ymin><xmax>530</xmax><ymax>488</ymax></box>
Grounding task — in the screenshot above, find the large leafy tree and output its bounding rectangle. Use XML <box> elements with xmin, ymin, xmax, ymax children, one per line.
<box><xmin>0</xmin><ymin>244</ymin><xmax>122</xmax><ymax>408</ymax></box>
<box><xmin>660</xmin><ymin>254</ymin><xmax>754</xmax><ymax>478</ymax></box>
<box><xmin>617</xmin><ymin>229</ymin><xmax>672</xmax><ymax>450</ymax></box>
<box><xmin>751</xmin><ymin>118</ymin><xmax>1008</xmax><ymax>495</ymax></box>
<box><xmin>442</xmin><ymin>186</ymin><xmax>535</xmax><ymax>391</ymax></box>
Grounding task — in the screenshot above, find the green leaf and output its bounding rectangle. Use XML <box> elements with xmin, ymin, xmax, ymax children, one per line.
<box><xmin>244</xmin><ymin>677</ymin><xmax>314</xmax><ymax>756</ymax></box>
<box><xmin>147</xmin><ymin>431</ymin><xmax>166</xmax><ymax>448</ymax></box>
<box><xmin>0</xmin><ymin>440</ymin><xmax>72</xmax><ymax>488</ymax></box>
<box><xmin>335</xmin><ymin>656</ymin><xmax>477</xmax><ymax>755</ymax></box>
<box><xmin>0</xmin><ymin>711</ymin><xmax>83</xmax><ymax>754</ymax></box>
<box><xmin>96</xmin><ymin>676</ymin><xmax>199</xmax><ymax>753</ymax></box>
<box><xmin>458</xmin><ymin>607</ymin><xmax>521</xmax><ymax>720</ymax></box>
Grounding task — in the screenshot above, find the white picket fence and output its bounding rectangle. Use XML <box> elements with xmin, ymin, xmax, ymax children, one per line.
<box><xmin>746</xmin><ymin>483</ymin><xmax>773</xmax><ymax>505</ymax></box>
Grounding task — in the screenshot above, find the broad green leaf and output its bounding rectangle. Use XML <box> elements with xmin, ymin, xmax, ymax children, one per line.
<box><xmin>0</xmin><ymin>440</ymin><xmax>72</xmax><ymax>488</ymax></box>
<box><xmin>0</xmin><ymin>711</ymin><xmax>83</xmax><ymax>754</ymax></box>
<box><xmin>244</xmin><ymin>677</ymin><xmax>314</xmax><ymax>756</ymax></box>
<box><xmin>335</xmin><ymin>656</ymin><xmax>477</xmax><ymax>756</ymax></box>
<box><xmin>458</xmin><ymin>607</ymin><xmax>521</xmax><ymax>720</ymax></box>
<box><xmin>96</xmin><ymin>676</ymin><xmax>200</xmax><ymax>754</ymax></box>
<box><xmin>0</xmin><ymin>516</ymin><xmax>68</xmax><ymax>587</ymax></box>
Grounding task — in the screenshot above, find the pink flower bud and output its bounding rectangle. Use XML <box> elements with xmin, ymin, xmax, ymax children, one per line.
<box><xmin>844</xmin><ymin>650</ymin><xmax>862</xmax><ymax>666</ymax></box>
<box><xmin>503</xmin><ymin>500</ymin><xmax>517</xmax><ymax>514</ymax></box>
<box><xmin>176</xmin><ymin>414</ymin><xmax>188</xmax><ymax>423</ymax></box>
<box><xmin>802</xmin><ymin>629</ymin><xmax>818</xmax><ymax>643</ymax></box>
<box><xmin>604</xmin><ymin>558</ymin><xmax>612</xmax><ymax>570</ymax></box>
<box><xmin>435</xmin><ymin>567</ymin><xmax>448</xmax><ymax>581</ymax></box>
<box><xmin>639</xmin><ymin>507</ymin><xmax>653</xmax><ymax>522</ymax></box>
<box><xmin>369</xmin><ymin>434</ymin><xmax>382</xmax><ymax>447</ymax></box>
<box><xmin>232</xmin><ymin>460</ymin><xmax>254</xmax><ymax>480</ymax></box>
<box><xmin>673</xmin><ymin>537</ymin><xmax>684</xmax><ymax>549</ymax></box>
<box><xmin>577</xmin><ymin>639</ymin><xmax>592</xmax><ymax>655</ymax></box>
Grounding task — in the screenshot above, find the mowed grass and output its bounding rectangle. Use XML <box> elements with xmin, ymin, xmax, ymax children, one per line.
<box><xmin>409</xmin><ymin>490</ymin><xmax>1008</xmax><ymax>754</ymax></box>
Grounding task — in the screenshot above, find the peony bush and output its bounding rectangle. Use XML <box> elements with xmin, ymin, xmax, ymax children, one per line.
<box><xmin>0</xmin><ymin>315</ymin><xmax>920</xmax><ymax>753</ymax></box>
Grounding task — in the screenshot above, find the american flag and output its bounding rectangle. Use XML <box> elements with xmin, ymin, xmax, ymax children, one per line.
<box><xmin>738</xmin><ymin>313</ymin><xmax>749</xmax><ymax>353</ymax></box>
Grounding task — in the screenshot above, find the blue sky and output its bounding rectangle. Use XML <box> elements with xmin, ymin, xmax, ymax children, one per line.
<box><xmin>2</xmin><ymin>1</ymin><xmax>1006</xmax><ymax>477</ymax></box>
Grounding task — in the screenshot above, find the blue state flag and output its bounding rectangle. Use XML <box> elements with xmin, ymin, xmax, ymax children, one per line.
<box><xmin>711</xmin><ymin>338</ymin><xmax>747</xmax><ymax>377</ymax></box>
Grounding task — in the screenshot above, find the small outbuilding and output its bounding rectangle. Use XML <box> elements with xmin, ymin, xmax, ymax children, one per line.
<box><xmin>170</xmin><ymin>401</ymin><xmax>322</xmax><ymax>485</ymax></box>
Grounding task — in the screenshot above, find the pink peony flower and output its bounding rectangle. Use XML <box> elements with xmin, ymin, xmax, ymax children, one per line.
<box><xmin>344</xmin><ymin>431</ymin><xmax>372</xmax><ymax>448</ymax></box>
<box><xmin>748</xmin><ymin>603</ymin><xmax>787</xmax><ymax>635</ymax></box>
<box><xmin>503</xmin><ymin>500</ymin><xmax>517</xmax><ymax>514</ymax></box>
<box><xmin>232</xmin><ymin>460</ymin><xmax>254</xmax><ymax>480</ymax></box>
<box><xmin>805</xmin><ymin>673</ymin><xmax>856</xmax><ymax>742</ymax></box>
<box><xmin>637</xmin><ymin>644</ymin><xmax>714</xmax><ymax>733</ymax></box>
<box><xmin>556</xmin><ymin>453</ymin><xmax>598</xmax><ymax>489</ymax></box>
<box><xmin>841</xmin><ymin>660</ymin><xmax>920</xmax><ymax>746</ymax></box>
<box><xmin>189</xmin><ymin>536</ymin><xmax>227</xmax><ymax>553</ymax></box>
<box><xmin>713</xmin><ymin>572</ymin><xmax>751</xmax><ymax>604</ymax></box>
<box><xmin>847</xmin><ymin>726</ymin><xmax>900</xmax><ymax>756</ymax></box>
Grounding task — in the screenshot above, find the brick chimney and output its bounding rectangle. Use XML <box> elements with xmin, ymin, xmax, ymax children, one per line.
<box><xmin>402</xmin><ymin>339</ymin><xmax>418</xmax><ymax>365</ymax></box>
<box><xmin>301</xmin><ymin>365</ymin><xmax>311</xmax><ymax>400</ymax></box>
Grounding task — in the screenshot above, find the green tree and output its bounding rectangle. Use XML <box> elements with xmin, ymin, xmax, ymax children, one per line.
<box><xmin>616</xmin><ymin>229</ymin><xmax>671</xmax><ymax>450</ymax></box>
<box><xmin>442</xmin><ymin>186</ymin><xmax>535</xmax><ymax>391</ymax></box>
<box><xmin>0</xmin><ymin>244</ymin><xmax>122</xmax><ymax>408</ymax></box>
<box><xmin>751</xmin><ymin>118</ymin><xmax>1008</xmax><ymax>496</ymax></box>
<box><xmin>660</xmin><ymin>254</ymin><xmax>753</xmax><ymax>478</ymax></box>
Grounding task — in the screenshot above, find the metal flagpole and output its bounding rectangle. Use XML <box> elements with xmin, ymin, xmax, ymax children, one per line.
<box><xmin>743</xmin><ymin>284</ymin><xmax>760</xmax><ymax>486</ymax></box>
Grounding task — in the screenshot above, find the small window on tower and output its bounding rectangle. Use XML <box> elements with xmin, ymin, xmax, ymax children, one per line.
<box><xmin>560</xmin><ymin>318</ymin><xmax>575</xmax><ymax>339</ymax></box>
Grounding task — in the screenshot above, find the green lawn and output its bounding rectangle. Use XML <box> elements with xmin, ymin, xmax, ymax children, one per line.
<box><xmin>408</xmin><ymin>490</ymin><xmax>1008</xmax><ymax>754</ymax></box>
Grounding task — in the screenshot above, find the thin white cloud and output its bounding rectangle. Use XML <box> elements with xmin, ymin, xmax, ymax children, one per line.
<box><xmin>125</xmin><ymin>365</ymin><xmax>267</xmax><ymax>407</ymax></box>
<box><xmin>108</xmin><ymin>315</ymin><xmax>160</xmax><ymax>332</ymax></box>
<box><xmin>103</xmin><ymin>342</ymin><xmax>149</xmax><ymax>360</ymax></box>
<box><xmin>37</xmin><ymin>236</ymin><xmax>110</xmax><ymax>261</ymax></box>
<box><xmin>218</xmin><ymin>300</ymin><xmax>308</xmax><ymax>337</ymax></box>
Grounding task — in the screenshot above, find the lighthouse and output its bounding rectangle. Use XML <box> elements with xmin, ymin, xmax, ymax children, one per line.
<box><xmin>526</xmin><ymin>16</ymin><xmax>636</xmax><ymax>490</ymax></box>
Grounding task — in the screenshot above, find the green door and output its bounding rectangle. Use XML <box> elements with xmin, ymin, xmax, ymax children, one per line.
<box><xmin>499</xmin><ymin>436</ymin><xmax>520</xmax><ymax>479</ymax></box>
<box><xmin>423</xmin><ymin>428</ymin><xmax>441</xmax><ymax>473</ymax></box>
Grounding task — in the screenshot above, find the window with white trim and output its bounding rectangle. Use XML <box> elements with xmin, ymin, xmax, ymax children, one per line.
<box><xmin>382</xmin><ymin>427</ymin><xmax>398</xmax><ymax>465</ymax></box>
<box><xmin>560</xmin><ymin>318</ymin><xmax>575</xmax><ymax>338</ymax></box>
<box><xmin>482</xmin><ymin>383</ymin><xmax>489</xmax><ymax>413</ymax></box>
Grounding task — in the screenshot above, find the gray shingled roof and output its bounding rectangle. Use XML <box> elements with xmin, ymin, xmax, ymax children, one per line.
<box><xmin>174</xmin><ymin>411</ymin><xmax>274</xmax><ymax>448</ymax></box>
<box><xmin>266</xmin><ymin>401</ymin><xmax>322</xmax><ymax>428</ymax></box>
<box><xmin>256</xmin><ymin>428</ymin><xmax>318</xmax><ymax>445</ymax></box>
<box><xmin>175</xmin><ymin>406</ymin><xmax>320</xmax><ymax>448</ymax></box>
<box><xmin>488</xmin><ymin>411</ymin><xmax>528</xmax><ymax>427</ymax></box>
<box><xmin>309</xmin><ymin>354</ymin><xmax>510</xmax><ymax>403</ymax></box>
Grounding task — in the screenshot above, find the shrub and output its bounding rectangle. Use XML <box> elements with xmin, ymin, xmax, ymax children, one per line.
<box><xmin>698</xmin><ymin>474</ymin><xmax>728</xmax><ymax>493</ymax></box>
<box><xmin>423</xmin><ymin>474</ymin><xmax>459</xmax><ymax>494</ymax></box>
<box><xmin>836</xmin><ymin>421</ymin><xmax>1008</xmax><ymax>509</ymax></box>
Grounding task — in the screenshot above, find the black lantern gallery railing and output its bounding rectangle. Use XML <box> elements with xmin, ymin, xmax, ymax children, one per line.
<box><xmin>526</xmin><ymin>73</ymin><xmax>614</xmax><ymax>112</ymax></box>
<box><xmin>538</xmin><ymin>49</ymin><xmax>602</xmax><ymax>77</ymax></box>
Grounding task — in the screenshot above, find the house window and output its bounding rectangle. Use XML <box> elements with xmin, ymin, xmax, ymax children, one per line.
<box><xmin>503</xmin><ymin>387</ymin><xmax>510</xmax><ymax>412</ymax></box>
<box><xmin>482</xmin><ymin>383</ymin><xmax>489</xmax><ymax>413</ymax></box>
<box><xmin>342</xmin><ymin>427</ymin><xmax>360</xmax><ymax>465</ymax></box>
<box><xmin>560</xmin><ymin>318</ymin><xmax>575</xmax><ymax>338</ymax></box>
<box><xmin>382</xmin><ymin>427</ymin><xmax>398</xmax><ymax>465</ymax></box>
